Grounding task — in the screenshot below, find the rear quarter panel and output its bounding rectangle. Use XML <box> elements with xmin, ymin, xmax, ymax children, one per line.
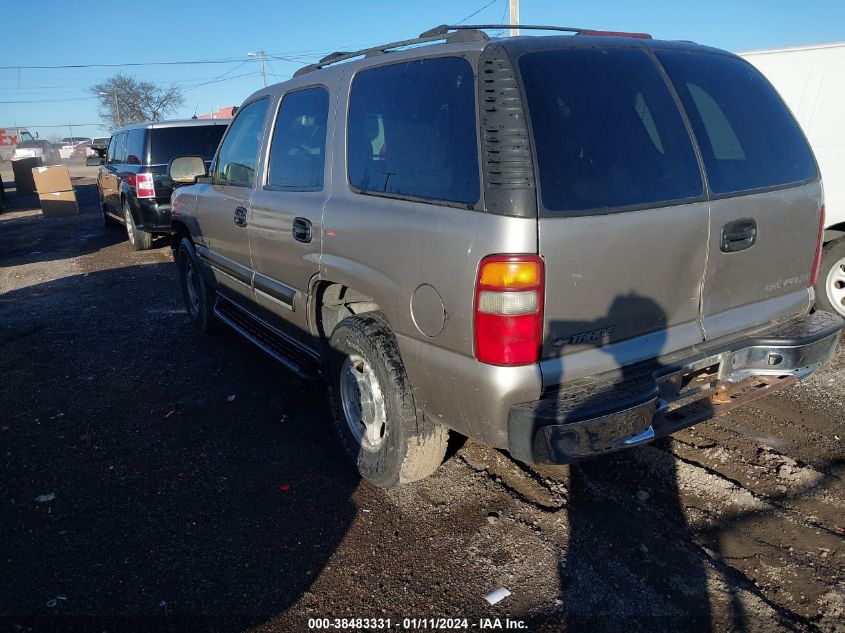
<box><xmin>321</xmin><ymin>191</ymin><xmax>537</xmax><ymax>356</ymax></box>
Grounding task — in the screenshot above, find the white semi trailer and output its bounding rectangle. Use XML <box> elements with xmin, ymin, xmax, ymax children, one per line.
<box><xmin>740</xmin><ymin>41</ymin><xmax>845</xmax><ymax>317</ymax></box>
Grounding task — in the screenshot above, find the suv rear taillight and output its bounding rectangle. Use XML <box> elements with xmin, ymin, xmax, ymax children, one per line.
<box><xmin>810</xmin><ymin>205</ymin><xmax>826</xmax><ymax>287</ymax></box>
<box><xmin>136</xmin><ymin>172</ymin><xmax>155</xmax><ymax>199</ymax></box>
<box><xmin>474</xmin><ymin>255</ymin><xmax>544</xmax><ymax>366</ymax></box>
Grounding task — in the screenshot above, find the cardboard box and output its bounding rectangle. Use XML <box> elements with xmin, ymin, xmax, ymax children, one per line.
<box><xmin>11</xmin><ymin>156</ymin><xmax>41</xmax><ymax>195</ymax></box>
<box><xmin>32</xmin><ymin>165</ymin><xmax>72</xmax><ymax>194</ymax></box>
<box><xmin>38</xmin><ymin>190</ymin><xmax>78</xmax><ymax>217</ymax></box>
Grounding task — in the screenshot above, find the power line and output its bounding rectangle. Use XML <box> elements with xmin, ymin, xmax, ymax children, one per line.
<box><xmin>181</xmin><ymin>61</ymin><xmax>251</xmax><ymax>92</ymax></box>
<box><xmin>0</xmin><ymin>72</ymin><xmax>253</xmax><ymax>91</ymax></box>
<box><xmin>264</xmin><ymin>59</ymin><xmax>282</xmax><ymax>83</ymax></box>
<box><xmin>0</xmin><ymin>69</ymin><xmax>258</xmax><ymax>104</ymax></box>
<box><xmin>0</xmin><ymin>57</ymin><xmax>246</xmax><ymax>70</ymax></box>
<box><xmin>1</xmin><ymin>44</ymin><xmax>378</xmax><ymax>74</ymax></box>
<box><xmin>0</xmin><ymin>96</ymin><xmax>98</xmax><ymax>104</ymax></box>
<box><xmin>456</xmin><ymin>0</ymin><xmax>500</xmax><ymax>25</ymax></box>
<box><xmin>494</xmin><ymin>0</ymin><xmax>510</xmax><ymax>36</ymax></box>
<box><xmin>0</xmin><ymin>67</ymin><xmax>259</xmax><ymax>93</ymax></box>
<box><xmin>14</xmin><ymin>122</ymin><xmax>103</xmax><ymax>128</ymax></box>
<box><xmin>182</xmin><ymin>71</ymin><xmax>259</xmax><ymax>92</ymax></box>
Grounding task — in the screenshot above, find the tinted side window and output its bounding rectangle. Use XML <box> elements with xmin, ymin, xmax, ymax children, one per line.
<box><xmin>150</xmin><ymin>125</ymin><xmax>227</xmax><ymax>164</ymax></box>
<box><xmin>267</xmin><ymin>87</ymin><xmax>329</xmax><ymax>190</ymax></box>
<box><xmin>519</xmin><ymin>48</ymin><xmax>703</xmax><ymax>214</ymax></box>
<box><xmin>110</xmin><ymin>133</ymin><xmax>127</xmax><ymax>165</ymax></box>
<box><xmin>655</xmin><ymin>50</ymin><xmax>817</xmax><ymax>195</ymax></box>
<box><xmin>348</xmin><ymin>57</ymin><xmax>480</xmax><ymax>205</ymax></box>
<box><xmin>106</xmin><ymin>136</ymin><xmax>118</xmax><ymax>164</ymax></box>
<box><xmin>213</xmin><ymin>99</ymin><xmax>270</xmax><ymax>187</ymax></box>
<box><xmin>124</xmin><ymin>128</ymin><xmax>146</xmax><ymax>165</ymax></box>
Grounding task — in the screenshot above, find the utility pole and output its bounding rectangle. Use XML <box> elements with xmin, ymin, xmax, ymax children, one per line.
<box><xmin>249</xmin><ymin>51</ymin><xmax>267</xmax><ymax>87</ymax></box>
<box><xmin>510</xmin><ymin>0</ymin><xmax>519</xmax><ymax>37</ymax></box>
<box><xmin>99</xmin><ymin>91</ymin><xmax>121</xmax><ymax>127</ymax></box>
<box><xmin>113</xmin><ymin>93</ymin><xmax>121</xmax><ymax>127</ymax></box>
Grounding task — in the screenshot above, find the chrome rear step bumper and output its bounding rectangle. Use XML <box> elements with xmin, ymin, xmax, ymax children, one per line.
<box><xmin>507</xmin><ymin>311</ymin><xmax>843</xmax><ymax>464</ymax></box>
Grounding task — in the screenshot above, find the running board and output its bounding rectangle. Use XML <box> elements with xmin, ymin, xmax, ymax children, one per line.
<box><xmin>214</xmin><ymin>296</ymin><xmax>322</xmax><ymax>380</ymax></box>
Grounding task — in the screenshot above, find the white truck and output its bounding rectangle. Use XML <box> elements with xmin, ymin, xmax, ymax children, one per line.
<box><xmin>0</xmin><ymin>127</ymin><xmax>35</xmax><ymax>162</ymax></box>
<box><xmin>741</xmin><ymin>42</ymin><xmax>845</xmax><ymax>317</ymax></box>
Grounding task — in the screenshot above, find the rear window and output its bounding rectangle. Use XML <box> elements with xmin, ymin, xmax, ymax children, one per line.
<box><xmin>347</xmin><ymin>56</ymin><xmax>480</xmax><ymax>206</ymax></box>
<box><xmin>519</xmin><ymin>48</ymin><xmax>703</xmax><ymax>215</ymax></box>
<box><xmin>150</xmin><ymin>125</ymin><xmax>227</xmax><ymax>164</ymax></box>
<box><xmin>655</xmin><ymin>50</ymin><xmax>817</xmax><ymax>195</ymax></box>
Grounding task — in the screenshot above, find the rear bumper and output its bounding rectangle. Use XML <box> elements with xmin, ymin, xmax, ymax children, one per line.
<box><xmin>507</xmin><ymin>311</ymin><xmax>843</xmax><ymax>464</ymax></box>
<box><xmin>133</xmin><ymin>198</ymin><xmax>172</xmax><ymax>234</ymax></box>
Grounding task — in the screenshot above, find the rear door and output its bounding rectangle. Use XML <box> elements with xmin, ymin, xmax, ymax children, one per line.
<box><xmin>518</xmin><ymin>46</ymin><xmax>710</xmax><ymax>379</ymax></box>
<box><xmin>655</xmin><ymin>50</ymin><xmax>822</xmax><ymax>340</ymax></box>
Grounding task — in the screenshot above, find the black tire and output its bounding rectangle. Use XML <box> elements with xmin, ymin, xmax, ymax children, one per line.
<box><xmin>101</xmin><ymin>196</ymin><xmax>118</xmax><ymax>228</ymax></box>
<box><xmin>326</xmin><ymin>313</ymin><xmax>449</xmax><ymax>487</ymax></box>
<box><xmin>177</xmin><ymin>237</ymin><xmax>220</xmax><ymax>333</ymax></box>
<box><xmin>814</xmin><ymin>237</ymin><xmax>845</xmax><ymax>317</ymax></box>
<box><xmin>123</xmin><ymin>198</ymin><xmax>152</xmax><ymax>251</ymax></box>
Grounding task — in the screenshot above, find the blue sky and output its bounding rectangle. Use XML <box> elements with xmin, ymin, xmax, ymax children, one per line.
<box><xmin>1</xmin><ymin>0</ymin><xmax>843</xmax><ymax>140</ymax></box>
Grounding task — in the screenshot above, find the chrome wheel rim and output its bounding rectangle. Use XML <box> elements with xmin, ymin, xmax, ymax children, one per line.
<box><xmin>825</xmin><ymin>256</ymin><xmax>845</xmax><ymax>316</ymax></box>
<box><xmin>339</xmin><ymin>354</ymin><xmax>387</xmax><ymax>451</ymax></box>
<box><xmin>184</xmin><ymin>257</ymin><xmax>201</xmax><ymax>316</ymax></box>
<box><xmin>124</xmin><ymin>204</ymin><xmax>135</xmax><ymax>245</ymax></box>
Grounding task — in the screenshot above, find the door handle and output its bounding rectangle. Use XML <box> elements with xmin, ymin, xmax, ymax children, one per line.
<box><xmin>292</xmin><ymin>217</ymin><xmax>312</xmax><ymax>243</ymax></box>
<box><xmin>233</xmin><ymin>206</ymin><xmax>247</xmax><ymax>228</ymax></box>
<box><xmin>720</xmin><ymin>218</ymin><xmax>757</xmax><ymax>253</ymax></box>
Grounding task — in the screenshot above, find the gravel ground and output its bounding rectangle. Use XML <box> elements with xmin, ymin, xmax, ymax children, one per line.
<box><xmin>1</xmin><ymin>172</ymin><xmax>843</xmax><ymax>632</ymax></box>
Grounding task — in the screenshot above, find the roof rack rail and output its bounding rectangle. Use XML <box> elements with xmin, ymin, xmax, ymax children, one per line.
<box><xmin>293</xmin><ymin>27</ymin><xmax>489</xmax><ymax>77</ymax></box>
<box><xmin>421</xmin><ymin>24</ymin><xmax>652</xmax><ymax>40</ymax></box>
<box><xmin>293</xmin><ymin>24</ymin><xmax>651</xmax><ymax>77</ymax></box>
<box><xmin>420</xmin><ymin>24</ymin><xmax>585</xmax><ymax>37</ymax></box>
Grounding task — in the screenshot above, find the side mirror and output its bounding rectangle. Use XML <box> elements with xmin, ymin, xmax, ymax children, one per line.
<box><xmin>86</xmin><ymin>155</ymin><xmax>104</xmax><ymax>166</ymax></box>
<box><xmin>168</xmin><ymin>155</ymin><xmax>207</xmax><ymax>185</ymax></box>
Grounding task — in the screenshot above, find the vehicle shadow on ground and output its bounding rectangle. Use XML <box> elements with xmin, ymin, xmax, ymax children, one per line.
<box><xmin>0</xmin><ymin>183</ymin><xmax>127</xmax><ymax>267</ymax></box>
<box><xmin>522</xmin><ymin>295</ymin><xmax>719</xmax><ymax>632</ymax></box>
<box><xmin>0</xmin><ymin>263</ymin><xmax>360</xmax><ymax>631</ymax></box>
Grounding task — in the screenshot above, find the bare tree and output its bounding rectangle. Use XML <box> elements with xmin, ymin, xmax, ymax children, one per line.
<box><xmin>91</xmin><ymin>74</ymin><xmax>184</xmax><ymax>129</ymax></box>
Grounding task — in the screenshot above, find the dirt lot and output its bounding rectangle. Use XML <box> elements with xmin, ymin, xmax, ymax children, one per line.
<box><xmin>1</xmin><ymin>171</ymin><xmax>844</xmax><ymax>632</ymax></box>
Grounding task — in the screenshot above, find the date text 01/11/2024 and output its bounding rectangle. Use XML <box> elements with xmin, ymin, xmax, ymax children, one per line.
<box><xmin>307</xmin><ymin>617</ymin><xmax>528</xmax><ymax>630</ymax></box>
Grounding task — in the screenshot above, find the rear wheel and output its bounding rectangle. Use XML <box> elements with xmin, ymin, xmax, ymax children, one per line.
<box><xmin>123</xmin><ymin>199</ymin><xmax>152</xmax><ymax>251</ymax></box>
<box><xmin>815</xmin><ymin>238</ymin><xmax>845</xmax><ymax>317</ymax></box>
<box><xmin>327</xmin><ymin>313</ymin><xmax>449</xmax><ymax>487</ymax></box>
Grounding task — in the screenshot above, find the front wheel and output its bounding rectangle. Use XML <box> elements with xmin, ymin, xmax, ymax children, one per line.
<box><xmin>176</xmin><ymin>238</ymin><xmax>219</xmax><ymax>333</ymax></box>
<box><xmin>814</xmin><ymin>238</ymin><xmax>845</xmax><ymax>317</ymax></box>
<box><xmin>123</xmin><ymin>199</ymin><xmax>152</xmax><ymax>251</ymax></box>
<box><xmin>327</xmin><ymin>313</ymin><xmax>449</xmax><ymax>487</ymax></box>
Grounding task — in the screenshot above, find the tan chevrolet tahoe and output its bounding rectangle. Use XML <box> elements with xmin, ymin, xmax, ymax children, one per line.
<box><xmin>167</xmin><ymin>25</ymin><xmax>843</xmax><ymax>487</ymax></box>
